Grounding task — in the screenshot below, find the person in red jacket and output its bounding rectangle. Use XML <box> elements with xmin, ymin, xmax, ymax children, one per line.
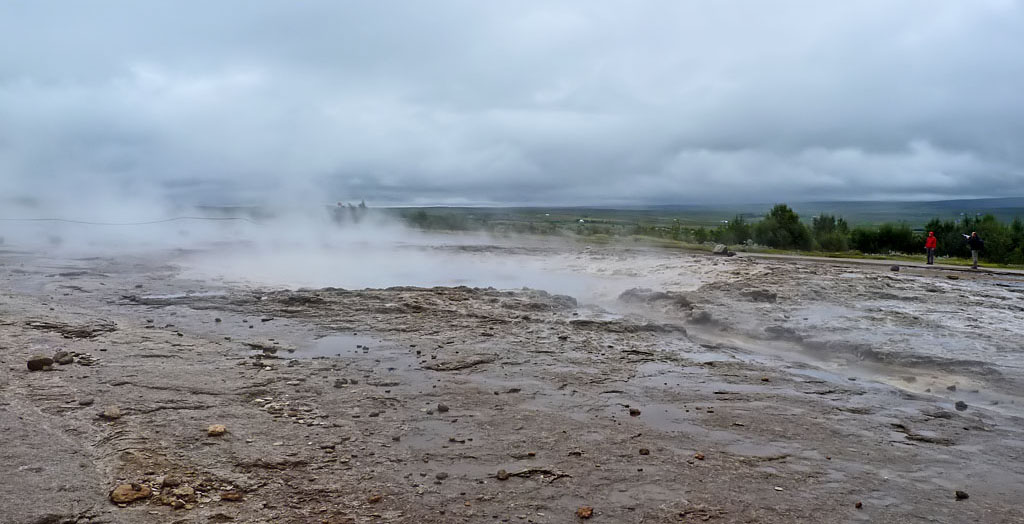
<box><xmin>924</xmin><ymin>231</ymin><xmax>937</xmax><ymax>265</ymax></box>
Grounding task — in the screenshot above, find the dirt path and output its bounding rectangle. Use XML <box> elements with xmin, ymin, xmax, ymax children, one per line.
<box><xmin>1</xmin><ymin>247</ymin><xmax>1022</xmax><ymax>523</ymax></box>
<box><xmin>736</xmin><ymin>251</ymin><xmax>1024</xmax><ymax>276</ymax></box>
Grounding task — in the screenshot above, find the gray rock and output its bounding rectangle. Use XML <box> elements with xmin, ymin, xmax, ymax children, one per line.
<box><xmin>955</xmin><ymin>401</ymin><xmax>968</xmax><ymax>411</ymax></box>
<box><xmin>100</xmin><ymin>406</ymin><xmax>122</xmax><ymax>420</ymax></box>
<box><xmin>53</xmin><ymin>351</ymin><xmax>74</xmax><ymax>365</ymax></box>
<box><xmin>27</xmin><ymin>355</ymin><xmax>54</xmax><ymax>371</ymax></box>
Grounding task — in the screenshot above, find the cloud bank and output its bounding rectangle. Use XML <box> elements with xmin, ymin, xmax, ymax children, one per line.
<box><xmin>1</xmin><ymin>0</ymin><xmax>1023</xmax><ymax>210</ymax></box>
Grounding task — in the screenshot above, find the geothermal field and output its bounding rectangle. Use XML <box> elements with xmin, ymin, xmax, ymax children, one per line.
<box><xmin>1</xmin><ymin>221</ymin><xmax>1023</xmax><ymax>523</ymax></box>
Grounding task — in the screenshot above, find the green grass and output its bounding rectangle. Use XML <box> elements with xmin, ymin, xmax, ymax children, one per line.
<box><xmin>383</xmin><ymin>205</ymin><xmax>1024</xmax><ymax>269</ymax></box>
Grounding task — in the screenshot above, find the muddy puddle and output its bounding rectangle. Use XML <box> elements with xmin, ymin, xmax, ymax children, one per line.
<box><xmin>298</xmin><ymin>333</ymin><xmax>382</xmax><ymax>358</ymax></box>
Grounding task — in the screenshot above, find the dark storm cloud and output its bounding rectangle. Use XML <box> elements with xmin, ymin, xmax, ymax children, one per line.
<box><xmin>1</xmin><ymin>0</ymin><xmax>1023</xmax><ymax>208</ymax></box>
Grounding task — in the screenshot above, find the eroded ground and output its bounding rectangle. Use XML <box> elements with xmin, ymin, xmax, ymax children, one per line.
<box><xmin>2</xmin><ymin>244</ymin><xmax>1023</xmax><ymax>523</ymax></box>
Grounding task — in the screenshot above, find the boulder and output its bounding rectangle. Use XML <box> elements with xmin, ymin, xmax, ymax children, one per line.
<box><xmin>110</xmin><ymin>483</ymin><xmax>151</xmax><ymax>504</ymax></box>
<box><xmin>27</xmin><ymin>355</ymin><xmax>54</xmax><ymax>371</ymax></box>
<box><xmin>100</xmin><ymin>406</ymin><xmax>122</xmax><ymax>420</ymax></box>
<box><xmin>712</xmin><ymin>244</ymin><xmax>735</xmax><ymax>256</ymax></box>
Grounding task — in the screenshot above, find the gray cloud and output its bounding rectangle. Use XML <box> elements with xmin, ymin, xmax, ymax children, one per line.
<box><xmin>2</xmin><ymin>0</ymin><xmax>1023</xmax><ymax>210</ymax></box>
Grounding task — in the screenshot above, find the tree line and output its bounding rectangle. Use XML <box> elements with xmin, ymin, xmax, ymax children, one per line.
<box><xmin>697</xmin><ymin>204</ymin><xmax>1024</xmax><ymax>264</ymax></box>
<box><xmin>392</xmin><ymin>204</ymin><xmax>1024</xmax><ymax>265</ymax></box>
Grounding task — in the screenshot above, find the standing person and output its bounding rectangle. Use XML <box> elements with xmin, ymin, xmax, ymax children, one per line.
<box><xmin>963</xmin><ymin>231</ymin><xmax>984</xmax><ymax>269</ymax></box>
<box><xmin>924</xmin><ymin>231</ymin><xmax>937</xmax><ymax>265</ymax></box>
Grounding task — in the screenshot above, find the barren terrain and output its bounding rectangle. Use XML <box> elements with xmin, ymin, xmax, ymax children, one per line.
<box><xmin>2</xmin><ymin>240</ymin><xmax>1023</xmax><ymax>523</ymax></box>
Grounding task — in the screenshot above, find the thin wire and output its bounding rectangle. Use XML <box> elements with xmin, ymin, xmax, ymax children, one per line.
<box><xmin>0</xmin><ymin>216</ymin><xmax>258</xmax><ymax>226</ymax></box>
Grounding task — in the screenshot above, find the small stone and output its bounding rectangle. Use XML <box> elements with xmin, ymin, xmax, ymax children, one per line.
<box><xmin>638</xmin><ymin>448</ymin><xmax>650</xmax><ymax>455</ymax></box>
<box><xmin>437</xmin><ymin>403</ymin><xmax>450</xmax><ymax>413</ymax></box>
<box><xmin>172</xmin><ymin>485</ymin><xmax>196</xmax><ymax>502</ymax></box>
<box><xmin>77</xmin><ymin>397</ymin><xmax>95</xmax><ymax>406</ymax></box>
<box><xmin>955</xmin><ymin>490</ymin><xmax>969</xmax><ymax>500</ymax></box>
<box><xmin>27</xmin><ymin>355</ymin><xmax>54</xmax><ymax>371</ymax></box>
<box><xmin>215</xmin><ymin>318</ymin><xmax>222</xmax><ymax>323</ymax></box>
<box><xmin>53</xmin><ymin>351</ymin><xmax>74</xmax><ymax>365</ymax></box>
<box><xmin>761</xmin><ymin>377</ymin><xmax>770</xmax><ymax>382</ymax></box>
<box><xmin>890</xmin><ymin>265</ymin><xmax>900</xmax><ymax>272</ymax></box>
<box><xmin>694</xmin><ymin>453</ymin><xmax>705</xmax><ymax>460</ymax></box>
<box><xmin>576</xmin><ymin>506</ymin><xmax>594</xmax><ymax>519</ymax></box>
<box><xmin>161</xmin><ymin>476</ymin><xmax>181</xmax><ymax>488</ymax></box>
<box><xmin>855</xmin><ymin>501</ymin><xmax>863</xmax><ymax>509</ymax></box>
<box><xmin>435</xmin><ymin>472</ymin><xmax>449</xmax><ymax>481</ymax></box>
<box><xmin>368</xmin><ymin>494</ymin><xmax>383</xmax><ymax>504</ymax></box>
<box><xmin>955</xmin><ymin>401</ymin><xmax>968</xmax><ymax>412</ymax></box>
<box><xmin>496</xmin><ymin>469</ymin><xmax>510</xmax><ymax>481</ymax></box>
<box><xmin>101</xmin><ymin>406</ymin><xmax>122</xmax><ymax>420</ymax></box>
<box><xmin>207</xmin><ymin>424</ymin><xmax>228</xmax><ymax>436</ymax></box>
<box><xmin>774</xmin><ymin>486</ymin><xmax>784</xmax><ymax>491</ymax></box>
<box><xmin>628</xmin><ymin>407</ymin><xmax>641</xmax><ymax>417</ymax></box>
<box><xmin>110</xmin><ymin>483</ymin><xmax>152</xmax><ymax>504</ymax></box>
<box><xmin>220</xmin><ymin>491</ymin><xmax>244</xmax><ymax>501</ymax></box>
<box><xmin>947</xmin><ymin>384</ymin><xmax>957</xmax><ymax>391</ymax></box>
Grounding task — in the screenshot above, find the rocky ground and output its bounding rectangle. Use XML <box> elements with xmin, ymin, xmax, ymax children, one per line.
<box><xmin>1</xmin><ymin>244</ymin><xmax>1023</xmax><ymax>523</ymax></box>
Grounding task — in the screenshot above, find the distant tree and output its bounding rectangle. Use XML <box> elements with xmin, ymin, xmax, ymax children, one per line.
<box><xmin>850</xmin><ymin>222</ymin><xmax>915</xmax><ymax>254</ymax></box>
<box><xmin>811</xmin><ymin>214</ymin><xmax>850</xmax><ymax>251</ymax></box>
<box><xmin>753</xmin><ymin>204</ymin><xmax>812</xmax><ymax>249</ymax></box>
<box><xmin>693</xmin><ymin>227</ymin><xmax>709</xmax><ymax>243</ymax></box>
<box><xmin>716</xmin><ymin>215</ymin><xmax>752</xmax><ymax>245</ymax></box>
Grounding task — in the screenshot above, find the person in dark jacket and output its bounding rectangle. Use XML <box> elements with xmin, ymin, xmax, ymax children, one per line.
<box><xmin>963</xmin><ymin>231</ymin><xmax>984</xmax><ymax>269</ymax></box>
<box><xmin>924</xmin><ymin>231</ymin><xmax>937</xmax><ymax>265</ymax></box>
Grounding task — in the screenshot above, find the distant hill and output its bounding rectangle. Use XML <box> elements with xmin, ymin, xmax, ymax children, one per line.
<box><xmin>634</xmin><ymin>197</ymin><xmax>1024</xmax><ymax>226</ymax></box>
<box><xmin>382</xmin><ymin>198</ymin><xmax>1024</xmax><ymax>230</ymax></box>
<box><xmin>787</xmin><ymin>198</ymin><xmax>1024</xmax><ymax>225</ymax></box>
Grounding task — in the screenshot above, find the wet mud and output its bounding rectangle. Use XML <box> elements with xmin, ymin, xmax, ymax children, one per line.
<box><xmin>1</xmin><ymin>244</ymin><xmax>1023</xmax><ymax>523</ymax></box>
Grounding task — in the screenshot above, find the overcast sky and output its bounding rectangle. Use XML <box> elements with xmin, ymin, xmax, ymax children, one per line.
<box><xmin>1</xmin><ymin>1</ymin><xmax>1023</xmax><ymax>208</ymax></box>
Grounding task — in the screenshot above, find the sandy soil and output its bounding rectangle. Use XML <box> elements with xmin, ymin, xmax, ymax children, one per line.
<box><xmin>2</xmin><ymin>242</ymin><xmax>1023</xmax><ymax>524</ymax></box>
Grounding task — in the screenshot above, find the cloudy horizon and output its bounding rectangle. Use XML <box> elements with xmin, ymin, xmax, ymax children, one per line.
<box><xmin>2</xmin><ymin>1</ymin><xmax>1023</xmax><ymax>211</ymax></box>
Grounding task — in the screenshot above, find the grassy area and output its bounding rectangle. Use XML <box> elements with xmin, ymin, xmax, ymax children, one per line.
<box><xmin>379</xmin><ymin>204</ymin><xmax>1024</xmax><ymax>268</ymax></box>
